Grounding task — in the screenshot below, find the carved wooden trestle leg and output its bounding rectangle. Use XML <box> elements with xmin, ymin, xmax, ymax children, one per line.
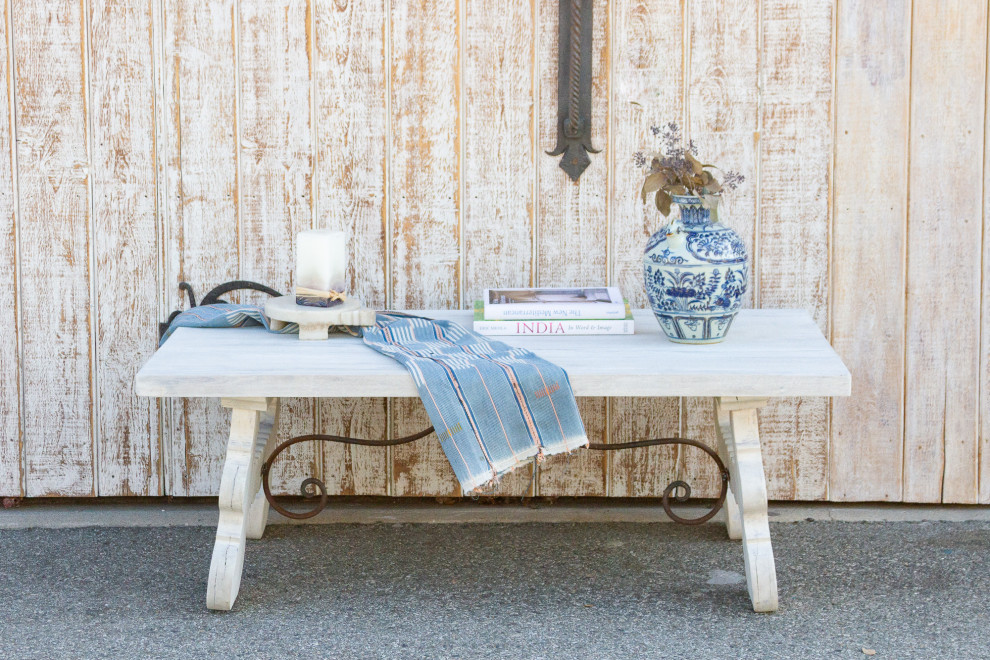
<box><xmin>713</xmin><ymin>396</ymin><xmax>777</xmax><ymax>612</ymax></box>
<box><xmin>206</xmin><ymin>396</ymin><xmax>280</xmax><ymax>611</ymax></box>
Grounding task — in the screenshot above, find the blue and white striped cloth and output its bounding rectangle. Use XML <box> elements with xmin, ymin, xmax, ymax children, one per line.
<box><xmin>363</xmin><ymin>313</ymin><xmax>589</xmax><ymax>492</ymax></box>
<box><xmin>159</xmin><ymin>303</ymin><xmax>296</xmax><ymax>344</ymax></box>
<box><xmin>161</xmin><ymin>305</ymin><xmax>589</xmax><ymax>492</ymax></box>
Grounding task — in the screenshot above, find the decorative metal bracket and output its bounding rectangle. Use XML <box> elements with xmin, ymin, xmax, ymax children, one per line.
<box><xmin>262</xmin><ymin>430</ymin><xmax>729</xmax><ymax>526</ymax></box>
<box><xmin>158</xmin><ymin>280</ymin><xmax>282</xmax><ymax>341</ymax></box>
<box><xmin>546</xmin><ymin>0</ymin><xmax>600</xmax><ymax>181</ymax></box>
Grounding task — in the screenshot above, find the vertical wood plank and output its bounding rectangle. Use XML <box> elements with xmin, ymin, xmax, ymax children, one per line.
<box><xmin>829</xmin><ymin>0</ymin><xmax>910</xmax><ymax>501</ymax></box>
<box><xmin>89</xmin><ymin>0</ymin><xmax>161</xmax><ymax>496</ymax></box>
<box><xmin>758</xmin><ymin>0</ymin><xmax>833</xmax><ymax>501</ymax></box>
<box><xmin>679</xmin><ymin>0</ymin><xmax>761</xmax><ymax>499</ymax></box>
<box><xmin>162</xmin><ymin>0</ymin><xmax>239</xmax><ymax>495</ymax></box>
<box><xmin>677</xmin><ymin>4</ymin><xmax>759</xmax><ymax>498</ymax></box>
<box><xmin>320</xmin><ymin>398</ymin><xmax>389</xmax><ymax>495</ymax></box>
<box><xmin>237</xmin><ymin>0</ymin><xmax>318</xmax><ymax>496</ymax></box>
<box><xmin>904</xmin><ymin>0</ymin><xmax>985</xmax><ymax>503</ymax></box>
<box><xmin>389</xmin><ymin>0</ymin><xmax>461</xmax><ymax>496</ymax></box>
<box><xmin>392</xmin><ymin>398</ymin><xmax>456</xmax><ymax>496</ymax></box>
<box><xmin>610</xmin><ymin>0</ymin><xmax>682</xmax><ymax>309</ymax></box>
<box><xmin>14</xmin><ymin>0</ymin><xmax>94</xmax><ymax>496</ymax></box>
<box><xmin>608</xmin><ymin>397</ymin><xmax>679</xmax><ymax>497</ymax></box>
<box><xmin>607</xmin><ymin>0</ymin><xmax>683</xmax><ymax>497</ymax></box>
<box><xmin>983</xmin><ymin>24</ymin><xmax>990</xmax><ymax>505</ymax></box>
<box><xmin>314</xmin><ymin>0</ymin><xmax>389</xmax><ymax>495</ymax></box>
<box><xmin>462</xmin><ymin>0</ymin><xmax>534</xmax><ymax>305</ymax></box>
<box><xmin>0</xmin><ymin>0</ymin><xmax>20</xmax><ymax>496</ymax></box>
<box><xmin>983</xmin><ymin>43</ymin><xmax>990</xmax><ymax>503</ymax></box>
<box><xmin>535</xmin><ymin>0</ymin><xmax>609</xmax><ymax>496</ymax></box>
<box><xmin>462</xmin><ymin>0</ymin><xmax>537</xmax><ymax>496</ymax></box>
<box><xmin>389</xmin><ymin>0</ymin><xmax>460</xmax><ymax>311</ymax></box>
<box><xmin>539</xmin><ymin>398</ymin><xmax>607</xmax><ymax>496</ymax></box>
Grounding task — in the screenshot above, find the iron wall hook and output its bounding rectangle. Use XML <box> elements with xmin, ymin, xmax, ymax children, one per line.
<box><xmin>547</xmin><ymin>0</ymin><xmax>600</xmax><ymax>182</ymax></box>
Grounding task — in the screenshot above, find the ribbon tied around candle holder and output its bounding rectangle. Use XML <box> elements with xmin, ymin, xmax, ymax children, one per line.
<box><xmin>294</xmin><ymin>287</ymin><xmax>347</xmax><ymax>308</ymax></box>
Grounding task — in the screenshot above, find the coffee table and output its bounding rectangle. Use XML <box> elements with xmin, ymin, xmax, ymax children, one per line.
<box><xmin>135</xmin><ymin>308</ymin><xmax>851</xmax><ymax>612</ymax></box>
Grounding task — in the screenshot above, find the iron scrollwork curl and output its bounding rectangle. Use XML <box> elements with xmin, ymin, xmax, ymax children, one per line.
<box><xmin>587</xmin><ymin>437</ymin><xmax>730</xmax><ymax>525</ymax></box>
<box><xmin>260</xmin><ymin>427</ymin><xmax>436</xmax><ymax>520</ymax></box>
<box><xmin>262</xmin><ymin>430</ymin><xmax>729</xmax><ymax>525</ymax></box>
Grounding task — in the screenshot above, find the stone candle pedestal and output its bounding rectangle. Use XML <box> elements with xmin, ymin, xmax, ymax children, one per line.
<box><xmin>265</xmin><ymin>295</ymin><xmax>375</xmax><ymax>340</ymax></box>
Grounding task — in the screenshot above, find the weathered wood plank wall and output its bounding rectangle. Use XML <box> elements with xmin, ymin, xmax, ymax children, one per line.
<box><xmin>0</xmin><ymin>0</ymin><xmax>987</xmax><ymax>503</ymax></box>
<box><xmin>90</xmin><ymin>0</ymin><xmax>161</xmax><ymax>496</ymax></box>
<box><xmin>314</xmin><ymin>0</ymin><xmax>390</xmax><ymax>496</ymax></box>
<box><xmin>903</xmin><ymin>0</ymin><xmax>986</xmax><ymax>504</ymax></box>
<box><xmin>830</xmin><ymin>0</ymin><xmax>909</xmax><ymax>502</ymax></box>
<box><xmin>0</xmin><ymin>0</ymin><xmax>21</xmax><ymax>496</ymax></box>
<box><xmin>14</xmin><ymin>0</ymin><xmax>95</xmax><ymax>496</ymax></box>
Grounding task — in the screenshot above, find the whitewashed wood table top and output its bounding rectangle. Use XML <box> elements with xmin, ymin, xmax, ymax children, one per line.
<box><xmin>135</xmin><ymin>309</ymin><xmax>850</xmax><ymax>399</ymax></box>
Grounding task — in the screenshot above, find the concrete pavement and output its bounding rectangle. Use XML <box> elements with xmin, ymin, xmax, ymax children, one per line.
<box><xmin>0</xmin><ymin>512</ymin><xmax>987</xmax><ymax>658</ymax></box>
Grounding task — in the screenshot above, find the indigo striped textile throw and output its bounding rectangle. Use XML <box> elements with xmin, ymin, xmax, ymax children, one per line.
<box><xmin>363</xmin><ymin>313</ymin><xmax>588</xmax><ymax>492</ymax></box>
<box><xmin>159</xmin><ymin>303</ymin><xmax>297</xmax><ymax>344</ymax></box>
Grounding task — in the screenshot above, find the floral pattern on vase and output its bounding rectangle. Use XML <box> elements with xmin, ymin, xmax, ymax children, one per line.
<box><xmin>643</xmin><ymin>194</ymin><xmax>749</xmax><ymax>343</ymax></box>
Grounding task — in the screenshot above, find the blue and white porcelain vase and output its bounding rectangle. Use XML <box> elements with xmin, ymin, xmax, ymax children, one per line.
<box><xmin>643</xmin><ymin>194</ymin><xmax>748</xmax><ymax>343</ymax></box>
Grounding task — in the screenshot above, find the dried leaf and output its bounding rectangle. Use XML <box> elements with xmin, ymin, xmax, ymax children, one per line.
<box><xmin>668</xmin><ymin>184</ymin><xmax>688</xmax><ymax>195</ymax></box>
<box><xmin>685</xmin><ymin>150</ymin><xmax>704</xmax><ymax>174</ymax></box>
<box><xmin>641</xmin><ymin>172</ymin><xmax>666</xmax><ymax>202</ymax></box>
<box><xmin>702</xmin><ymin>171</ymin><xmax>722</xmax><ymax>194</ymax></box>
<box><xmin>862</xmin><ymin>649</ymin><xmax>876</xmax><ymax>656</ymax></box>
<box><xmin>656</xmin><ymin>189</ymin><xmax>672</xmax><ymax>216</ymax></box>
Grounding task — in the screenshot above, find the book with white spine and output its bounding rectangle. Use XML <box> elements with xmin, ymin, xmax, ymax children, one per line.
<box><xmin>473</xmin><ymin>300</ymin><xmax>634</xmax><ymax>335</ymax></box>
<box><xmin>482</xmin><ymin>286</ymin><xmax>625</xmax><ymax>320</ymax></box>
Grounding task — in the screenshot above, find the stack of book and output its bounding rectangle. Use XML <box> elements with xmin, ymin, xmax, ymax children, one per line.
<box><xmin>473</xmin><ymin>286</ymin><xmax>633</xmax><ymax>336</ymax></box>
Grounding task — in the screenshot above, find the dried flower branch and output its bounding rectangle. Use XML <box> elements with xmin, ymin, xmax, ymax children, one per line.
<box><xmin>637</xmin><ymin>122</ymin><xmax>744</xmax><ymax>217</ymax></box>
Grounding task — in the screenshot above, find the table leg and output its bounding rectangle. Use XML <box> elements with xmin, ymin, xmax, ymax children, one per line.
<box><xmin>712</xmin><ymin>400</ymin><xmax>743</xmax><ymax>541</ymax></box>
<box><xmin>713</xmin><ymin>396</ymin><xmax>777</xmax><ymax>613</ymax></box>
<box><xmin>206</xmin><ymin>397</ymin><xmax>279</xmax><ymax>611</ymax></box>
<box><xmin>246</xmin><ymin>400</ymin><xmax>280</xmax><ymax>540</ymax></box>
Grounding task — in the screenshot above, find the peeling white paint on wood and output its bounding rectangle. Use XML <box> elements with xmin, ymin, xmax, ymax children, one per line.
<box><xmin>14</xmin><ymin>0</ymin><xmax>95</xmax><ymax>496</ymax></box>
<box><xmin>89</xmin><ymin>0</ymin><xmax>162</xmax><ymax>496</ymax></box>
<box><xmin>314</xmin><ymin>0</ymin><xmax>390</xmax><ymax>497</ymax></box>
<box><xmin>757</xmin><ymin>0</ymin><xmax>833</xmax><ymax>501</ymax></box>
<box><xmin>535</xmin><ymin>0</ymin><xmax>609</xmax><ymax>497</ymax></box>
<box><xmin>162</xmin><ymin>0</ymin><xmax>240</xmax><ymax>497</ymax></box>
<box><xmin>388</xmin><ymin>0</ymin><xmax>461</xmax><ymax>497</ymax></box>
<box><xmin>607</xmin><ymin>0</ymin><xmax>684</xmax><ymax>501</ymax></box>
<box><xmin>237</xmin><ymin>0</ymin><xmax>318</xmax><ymax>497</ymax></box>
<box><xmin>0</xmin><ymin>0</ymin><xmax>21</xmax><ymax>497</ymax></box>
<box><xmin>2</xmin><ymin>0</ymin><xmax>988</xmax><ymax>503</ymax></box>
<box><xmin>679</xmin><ymin>0</ymin><xmax>761</xmax><ymax>500</ymax></box>
<box><xmin>460</xmin><ymin>1</ymin><xmax>538</xmax><ymax>497</ymax></box>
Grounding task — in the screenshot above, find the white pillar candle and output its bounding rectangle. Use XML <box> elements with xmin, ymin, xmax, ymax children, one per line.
<box><xmin>295</xmin><ymin>229</ymin><xmax>347</xmax><ymax>293</ymax></box>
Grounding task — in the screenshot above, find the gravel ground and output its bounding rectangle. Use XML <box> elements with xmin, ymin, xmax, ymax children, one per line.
<box><xmin>0</xmin><ymin>520</ymin><xmax>987</xmax><ymax>659</ymax></box>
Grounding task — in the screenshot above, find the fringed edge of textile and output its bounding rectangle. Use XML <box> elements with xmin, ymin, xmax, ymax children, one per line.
<box><xmin>462</xmin><ymin>437</ymin><xmax>590</xmax><ymax>496</ymax></box>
